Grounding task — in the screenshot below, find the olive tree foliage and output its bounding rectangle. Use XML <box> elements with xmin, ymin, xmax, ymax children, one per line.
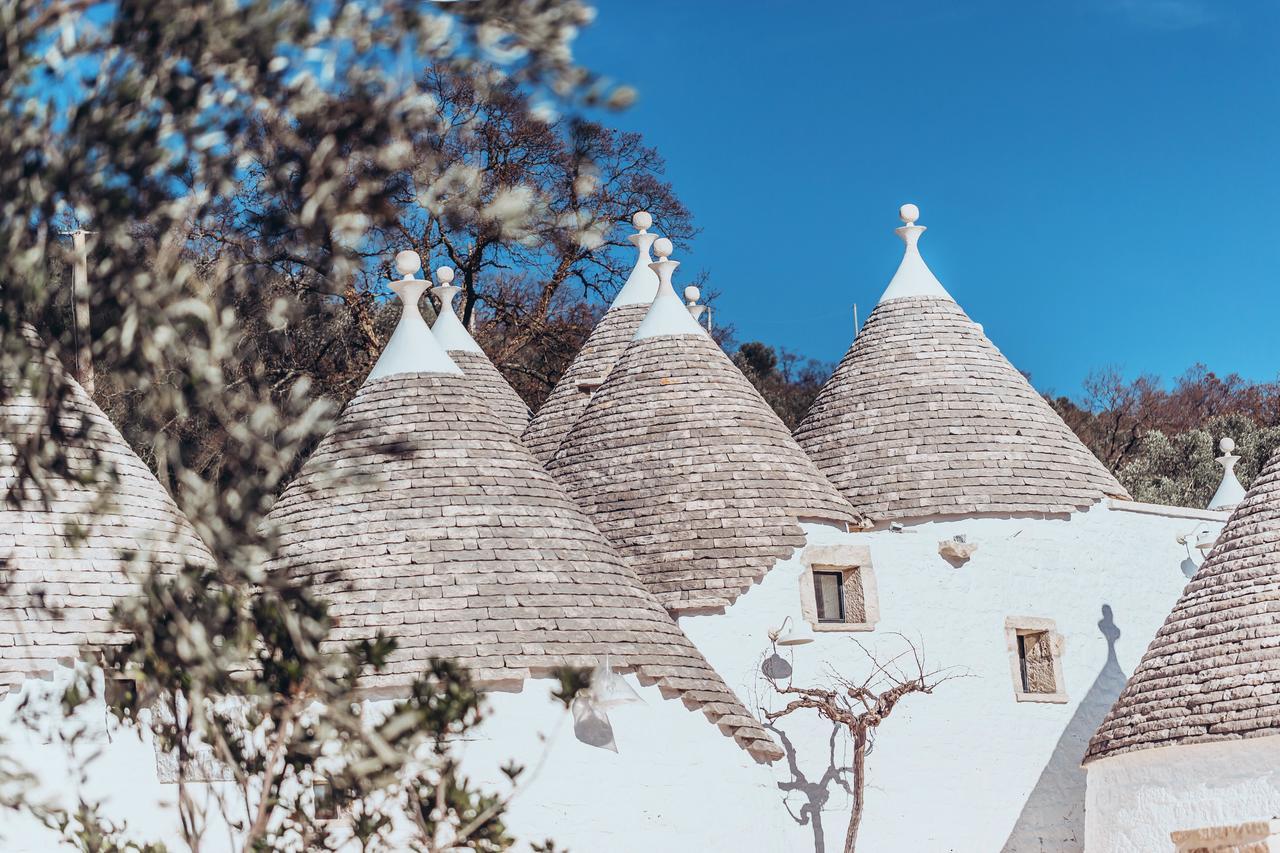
<box><xmin>1117</xmin><ymin>413</ymin><xmax>1280</xmax><ymax>508</ymax></box>
<box><xmin>186</xmin><ymin>64</ymin><xmax>693</xmax><ymax>416</ymax></box>
<box><xmin>0</xmin><ymin>1</ymin><xmax>615</xmax><ymax>849</ymax></box>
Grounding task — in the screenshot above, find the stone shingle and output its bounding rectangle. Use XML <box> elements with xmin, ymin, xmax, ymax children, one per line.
<box><xmin>446</xmin><ymin>349</ymin><xmax>530</xmax><ymax>436</ymax></box>
<box><xmin>548</xmin><ymin>333</ymin><xmax>858</xmax><ymax>613</ymax></box>
<box><xmin>1</xmin><ymin>351</ymin><xmax>208</xmax><ymax>694</ymax></box>
<box><xmin>523</xmin><ymin>304</ymin><xmax>647</xmax><ymax>463</ymax></box>
<box><xmin>793</xmin><ymin>296</ymin><xmax>1128</xmax><ymax>521</ymax></box>
<box><xmin>267</xmin><ymin>373</ymin><xmax>781</xmax><ymax>762</ymax></box>
<box><xmin>1085</xmin><ymin>447</ymin><xmax>1280</xmax><ymax>763</ymax></box>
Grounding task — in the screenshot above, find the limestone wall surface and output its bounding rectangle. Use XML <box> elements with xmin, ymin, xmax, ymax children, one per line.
<box><xmin>0</xmin><ymin>672</ymin><xmax>786</xmax><ymax>852</ymax></box>
<box><xmin>678</xmin><ymin>503</ymin><xmax>1220</xmax><ymax>853</ymax></box>
<box><xmin>1087</xmin><ymin>737</ymin><xmax>1280</xmax><ymax>853</ymax></box>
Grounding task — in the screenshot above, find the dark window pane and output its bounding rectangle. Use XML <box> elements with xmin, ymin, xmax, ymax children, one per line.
<box><xmin>814</xmin><ymin>571</ymin><xmax>845</xmax><ymax>622</ymax></box>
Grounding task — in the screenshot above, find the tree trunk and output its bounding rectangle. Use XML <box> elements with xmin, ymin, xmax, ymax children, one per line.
<box><xmin>844</xmin><ymin>730</ymin><xmax>867</xmax><ymax>853</ymax></box>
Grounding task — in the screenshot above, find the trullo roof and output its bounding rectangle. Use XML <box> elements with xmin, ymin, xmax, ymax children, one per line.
<box><xmin>1085</xmin><ymin>446</ymin><xmax>1280</xmax><ymax>762</ymax></box>
<box><xmin>266</xmin><ymin>257</ymin><xmax>782</xmax><ymax>761</ymax></box>
<box><xmin>548</xmin><ymin>239</ymin><xmax>858</xmax><ymax>613</ymax></box>
<box><xmin>523</xmin><ymin>212</ymin><xmax>661</xmax><ymax>463</ymax></box>
<box><xmin>428</xmin><ymin>264</ymin><xmax>530</xmax><ymax>435</ymax></box>
<box><xmin>1</xmin><ymin>337</ymin><xmax>208</xmax><ymax>694</ymax></box>
<box><xmin>793</xmin><ymin>204</ymin><xmax>1128</xmax><ymax>522</ymax></box>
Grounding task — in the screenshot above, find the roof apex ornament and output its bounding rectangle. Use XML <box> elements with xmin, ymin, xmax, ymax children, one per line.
<box><xmin>635</xmin><ymin>238</ymin><xmax>707</xmax><ymax>340</ymax></box>
<box><xmin>365</xmin><ymin>250</ymin><xmax>461</xmax><ymax>383</ymax></box>
<box><xmin>684</xmin><ymin>284</ymin><xmax>706</xmax><ymax>323</ymax></box>
<box><xmin>877</xmin><ymin>203</ymin><xmax>954</xmax><ymax>305</ymax></box>
<box><xmin>1208</xmin><ymin>436</ymin><xmax>1247</xmax><ymax>511</ymax></box>
<box><xmin>611</xmin><ymin>211</ymin><xmax>662</xmax><ymax>308</ymax></box>
<box><xmin>430</xmin><ymin>264</ymin><xmax>483</xmax><ymax>354</ymax></box>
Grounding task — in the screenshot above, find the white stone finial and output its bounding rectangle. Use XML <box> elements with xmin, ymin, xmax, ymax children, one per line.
<box><xmin>685</xmin><ymin>284</ymin><xmax>706</xmax><ymax>323</ymax></box>
<box><xmin>1208</xmin><ymin>436</ymin><xmax>1246</xmax><ymax>511</ymax></box>
<box><xmin>635</xmin><ymin>237</ymin><xmax>705</xmax><ymax>340</ymax></box>
<box><xmin>877</xmin><ymin>202</ymin><xmax>954</xmax><ymax>305</ymax></box>
<box><xmin>429</xmin><ymin>264</ymin><xmax>481</xmax><ymax>354</ymax></box>
<box><xmin>395</xmin><ymin>250</ymin><xmax>422</xmax><ymax>278</ymax></box>
<box><xmin>366</xmin><ymin>250</ymin><xmax>461</xmax><ymax>382</ymax></box>
<box><xmin>611</xmin><ymin>214</ymin><xmax>662</xmax><ymax>308</ymax></box>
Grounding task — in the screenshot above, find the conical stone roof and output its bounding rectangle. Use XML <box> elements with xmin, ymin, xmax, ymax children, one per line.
<box><xmin>428</xmin><ymin>265</ymin><xmax>530</xmax><ymax>435</ymax></box>
<box><xmin>1</xmin><ymin>343</ymin><xmax>208</xmax><ymax>694</ymax></box>
<box><xmin>524</xmin><ymin>213</ymin><xmax>660</xmax><ymax>463</ymax></box>
<box><xmin>548</xmin><ymin>241</ymin><xmax>858</xmax><ymax>613</ymax></box>
<box><xmin>267</xmin><ymin>262</ymin><xmax>782</xmax><ymax>761</ymax></box>
<box><xmin>1085</xmin><ymin>447</ymin><xmax>1280</xmax><ymax>763</ymax></box>
<box><xmin>794</xmin><ymin>205</ymin><xmax>1127</xmax><ymax>522</ymax></box>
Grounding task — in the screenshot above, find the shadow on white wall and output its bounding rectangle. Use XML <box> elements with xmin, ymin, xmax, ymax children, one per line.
<box><xmin>1001</xmin><ymin>605</ymin><xmax>1128</xmax><ymax>852</ymax></box>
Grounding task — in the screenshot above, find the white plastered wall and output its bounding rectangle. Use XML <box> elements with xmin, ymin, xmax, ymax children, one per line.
<box><xmin>0</xmin><ymin>671</ymin><xmax>785</xmax><ymax>853</ymax></box>
<box><xmin>677</xmin><ymin>502</ymin><xmax>1223</xmax><ymax>853</ymax></box>
<box><xmin>1085</xmin><ymin>735</ymin><xmax>1280</xmax><ymax>853</ymax></box>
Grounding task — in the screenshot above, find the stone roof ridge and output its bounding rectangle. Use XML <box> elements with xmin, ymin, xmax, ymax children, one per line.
<box><xmin>877</xmin><ymin>203</ymin><xmax>954</xmax><ymax>304</ymax></box>
<box><xmin>793</xmin><ymin>205</ymin><xmax>1128</xmax><ymax>521</ymax></box>
<box><xmin>634</xmin><ymin>237</ymin><xmax>707</xmax><ymax>341</ymax></box>
<box><xmin>547</xmin><ymin>328</ymin><xmax>859</xmax><ymax>613</ymax></box>
<box><xmin>270</xmin><ymin>364</ymin><xmax>781</xmax><ymax>759</ymax></box>
<box><xmin>2</xmin><ymin>339</ymin><xmax>211</xmax><ymax>694</ymax></box>
<box><xmin>429</xmin><ymin>265</ymin><xmax>483</xmax><ymax>354</ymax></box>
<box><xmin>1085</xmin><ymin>446</ymin><xmax>1280</xmax><ymax>762</ymax></box>
<box><xmin>610</xmin><ymin>211</ymin><xmax>661</xmax><ymax>308</ymax></box>
<box><xmin>365</xmin><ymin>250</ymin><xmax>461</xmax><ymax>384</ymax></box>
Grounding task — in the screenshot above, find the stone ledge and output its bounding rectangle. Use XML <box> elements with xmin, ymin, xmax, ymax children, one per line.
<box><xmin>1107</xmin><ymin>498</ymin><xmax>1230</xmax><ymax>523</ymax></box>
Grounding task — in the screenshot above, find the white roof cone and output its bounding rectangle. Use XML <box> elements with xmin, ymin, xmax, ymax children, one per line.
<box><xmin>430</xmin><ymin>265</ymin><xmax>483</xmax><ymax>353</ymax></box>
<box><xmin>634</xmin><ymin>237</ymin><xmax>707</xmax><ymax>340</ymax></box>
<box><xmin>684</xmin><ymin>284</ymin><xmax>707</xmax><ymax>322</ymax></box>
<box><xmin>611</xmin><ymin>211</ymin><xmax>662</xmax><ymax>308</ymax></box>
<box><xmin>878</xmin><ymin>203</ymin><xmax>954</xmax><ymax>304</ymax></box>
<box><xmin>366</xmin><ymin>250</ymin><xmax>462</xmax><ymax>383</ymax></box>
<box><xmin>1208</xmin><ymin>436</ymin><xmax>1247</xmax><ymax>511</ymax></box>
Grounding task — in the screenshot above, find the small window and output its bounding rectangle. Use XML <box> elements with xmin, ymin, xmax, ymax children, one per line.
<box><xmin>1016</xmin><ymin>631</ymin><xmax>1055</xmax><ymax>694</ymax></box>
<box><xmin>812</xmin><ymin>566</ymin><xmax>867</xmax><ymax>625</ymax></box>
<box><xmin>800</xmin><ymin>545</ymin><xmax>877</xmax><ymax>633</ymax></box>
<box><xmin>814</xmin><ymin>571</ymin><xmax>845</xmax><ymax>622</ymax></box>
<box><xmin>313</xmin><ymin>779</ymin><xmax>338</xmax><ymax>821</ymax></box>
<box><xmin>1005</xmin><ymin>617</ymin><xmax>1067</xmax><ymax>703</ymax></box>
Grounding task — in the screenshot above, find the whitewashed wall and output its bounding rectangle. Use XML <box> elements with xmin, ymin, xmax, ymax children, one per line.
<box><xmin>0</xmin><ymin>672</ymin><xmax>785</xmax><ymax>852</ymax></box>
<box><xmin>1085</xmin><ymin>736</ymin><xmax>1280</xmax><ymax>852</ymax></box>
<box><xmin>678</xmin><ymin>503</ymin><xmax>1224</xmax><ymax>853</ymax></box>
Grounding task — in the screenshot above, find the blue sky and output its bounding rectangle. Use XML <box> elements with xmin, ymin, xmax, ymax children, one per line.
<box><xmin>575</xmin><ymin>0</ymin><xmax>1280</xmax><ymax>396</ymax></box>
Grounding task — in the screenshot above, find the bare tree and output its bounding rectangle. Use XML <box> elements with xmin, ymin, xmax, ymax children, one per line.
<box><xmin>764</xmin><ymin>637</ymin><xmax>958</xmax><ymax>853</ymax></box>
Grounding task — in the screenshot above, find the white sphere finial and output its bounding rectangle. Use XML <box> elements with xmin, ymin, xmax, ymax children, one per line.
<box><xmin>899</xmin><ymin>203</ymin><xmax>920</xmax><ymax>225</ymax></box>
<box><xmin>395</xmin><ymin>250</ymin><xmax>422</xmax><ymax>277</ymax></box>
<box><xmin>632</xmin><ymin>210</ymin><xmax>653</xmax><ymax>232</ymax></box>
<box><xmin>653</xmin><ymin>237</ymin><xmax>673</xmax><ymax>259</ymax></box>
<box><xmin>684</xmin><ymin>285</ymin><xmax>700</xmax><ymax>303</ymax></box>
<box><xmin>435</xmin><ymin>266</ymin><xmax>455</xmax><ymax>285</ymax></box>
<box><xmin>1220</xmin><ymin>437</ymin><xmax>1236</xmax><ymax>455</ymax></box>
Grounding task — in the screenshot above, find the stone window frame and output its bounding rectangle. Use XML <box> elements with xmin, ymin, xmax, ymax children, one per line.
<box><xmin>1004</xmin><ymin>616</ymin><xmax>1068</xmax><ymax>704</ymax></box>
<box><xmin>799</xmin><ymin>544</ymin><xmax>878</xmax><ymax>633</ymax></box>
